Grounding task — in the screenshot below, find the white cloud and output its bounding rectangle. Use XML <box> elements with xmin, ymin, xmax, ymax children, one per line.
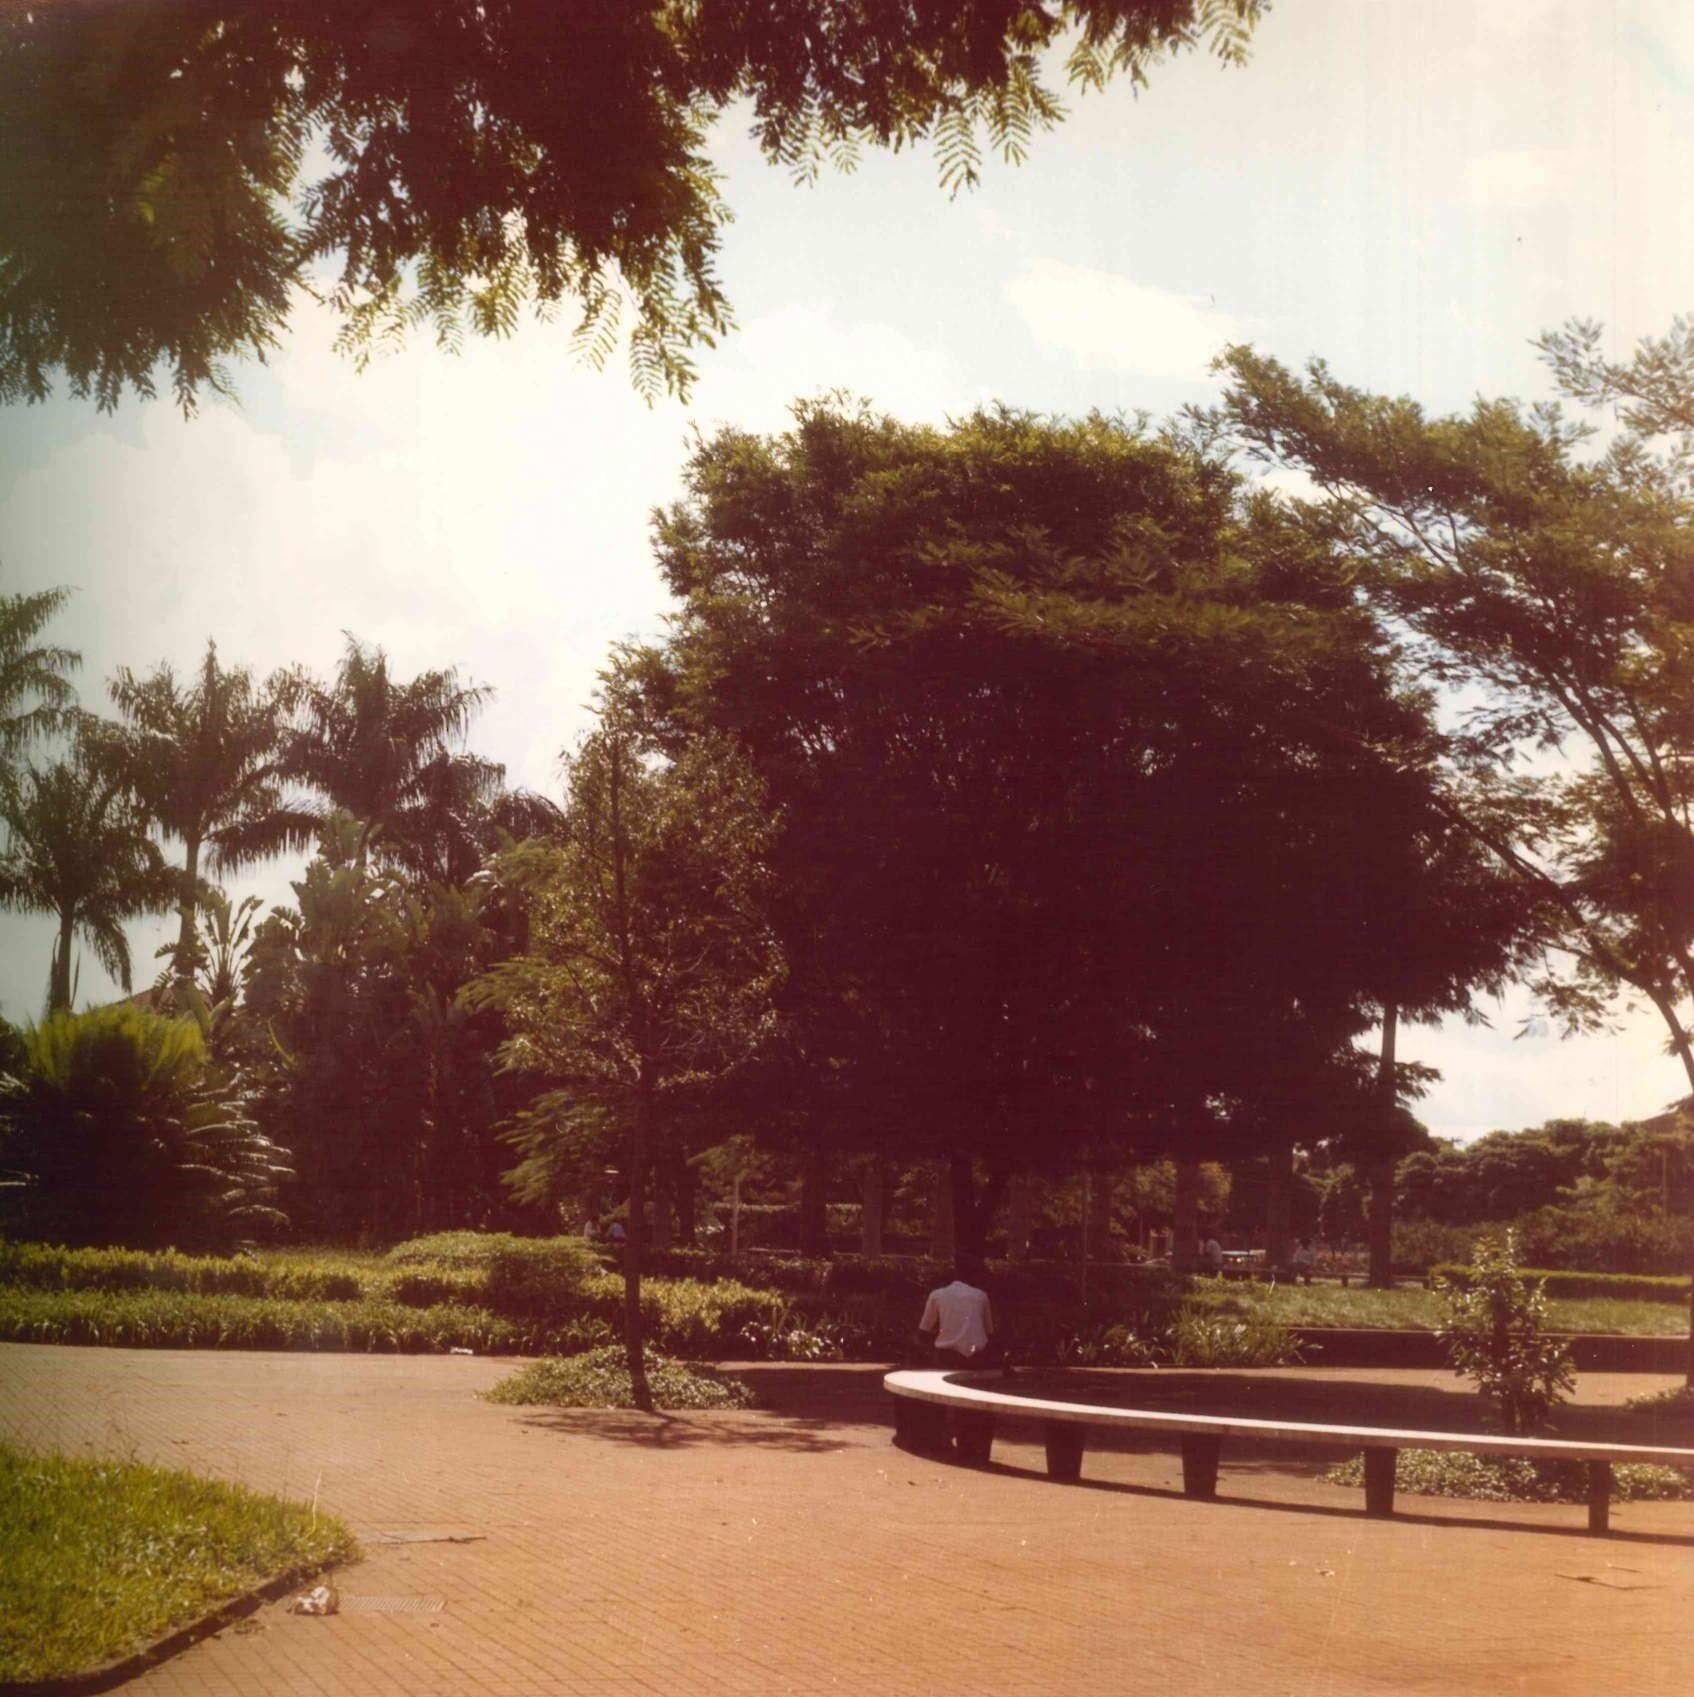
<box><xmin>1464</xmin><ymin>147</ymin><xmax>1586</xmax><ymax>209</ymax></box>
<box><xmin>1003</xmin><ymin>258</ymin><xmax>1239</xmax><ymax>382</ymax></box>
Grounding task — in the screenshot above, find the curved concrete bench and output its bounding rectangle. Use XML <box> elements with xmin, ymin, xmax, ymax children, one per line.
<box><xmin>884</xmin><ymin>1368</ymin><xmax>1694</xmax><ymax>1535</ymax></box>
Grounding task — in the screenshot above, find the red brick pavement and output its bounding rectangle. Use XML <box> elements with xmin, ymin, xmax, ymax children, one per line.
<box><xmin>2</xmin><ymin>1344</ymin><xmax>1690</xmax><ymax>1696</ymax></box>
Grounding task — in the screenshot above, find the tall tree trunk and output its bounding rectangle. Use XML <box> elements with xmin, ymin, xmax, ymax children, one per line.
<box><xmin>651</xmin><ymin>1157</ymin><xmax>675</xmax><ymax>1251</ymax></box>
<box><xmin>799</xmin><ymin>1143</ymin><xmax>829</xmax><ymax>1255</ymax></box>
<box><xmin>929</xmin><ymin>1162</ymin><xmax>956</xmax><ymax>1263</ymax></box>
<box><xmin>1006</xmin><ymin>1172</ymin><xmax>1035</xmax><ymax>1262</ymax></box>
<box><xmin>1088</xmin><ymin>1165</ymin><xmax>1114</xmax><ymax>1262</ymax></box>
<box><xmin>674</xmin><ymin>1155</ymin><xmax>697</xmax><ymax>1247</ymax></box>
<box><xmin>1265</xmin><ymin>1136</ymin><xmax>1292</xmax><ymax>1275</ymax></box>
<box><xmin>1172</xmin><ymin>1159</ymin><xmax>1199</xmax><ymax>1272</ymax></box>
<box><xmin>624</xmin><ymin>1077</ymin><xmax>653</xmax><ymax>1413</ymax></box>
<box><xmin>173</xmin><ymin>833</ymin><xmax>201</xmax><ymax>983</ymax></box>
<box><xmin>948</xmin><ymin>1153</ymin><xmax>981</xmax><ymax>1259</ymax></box>
<box><xmin>49</xmin><ymin>910</ymin><xmax>75</xmax><ymax>1012</ymax></box>
<box><xmin>860</xmin><ymin>1159</ymin><xmax>885</xmax><ymax>1256</ymax></box>
<box><xmin>1368</xmin><ymin>1002</ymin><xmax>1399</xmax><ymax>1290</ymax></box>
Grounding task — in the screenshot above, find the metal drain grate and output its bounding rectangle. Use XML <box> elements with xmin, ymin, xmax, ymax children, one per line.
<box><xmin>338</xmin><ymin>1596</ymin><xmax>447</xmax><ymax>1615</ymax></box>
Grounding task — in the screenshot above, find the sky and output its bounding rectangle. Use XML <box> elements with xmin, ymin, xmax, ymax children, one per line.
<box><xmin>2</xmin><ymin>0</ymin><xmax>1691</xmax><ymax>1140</ymax></box>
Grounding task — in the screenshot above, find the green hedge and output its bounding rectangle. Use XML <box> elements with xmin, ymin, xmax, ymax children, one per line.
<box><xmin>0</xmin><ymin>1241</ymin><xmax>362</xmax><ymax>1302</ymax></box>
<box><xmin>1430</xmin><ymin>1264</ymin><xmax>1691</xmax><ymax>1303</ymax></box>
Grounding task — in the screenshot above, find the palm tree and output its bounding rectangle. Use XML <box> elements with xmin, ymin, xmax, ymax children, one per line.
<box><xmin>109</xmin><ymin>642</ymin><xmax>311</xmax><ymax>979</ymax></box>
<box><xmin>1</xmin><ymin>586</ymin><xmax>80</xmax><ymax>764</ymax></box>
<box><xmin>0</xmin><ymin>724</ymin><xmax>177</xmax><ymax>1010</ymax></box>
<box><xmin>288</xmin><ymin>635</ymin><xmax>506</xmax><ymax>881</ymax></box>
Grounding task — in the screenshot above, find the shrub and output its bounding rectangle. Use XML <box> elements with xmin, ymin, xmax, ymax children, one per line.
<box><xmin>1324</xmin><ymin>1449</ymin><xmax>1691</xmax><ymax>1504</ymax></box>
<box><xmin>0</xmin><ymin>1241</ymin><xmax>361</xmax><ymax>1301</ymax></box>
<box><xmin>1434</xmin><ymin>1231</ymin><xmax>1576</xmax><ymax>1434</ymax></box>
<box><xmin>0</xmin><ymin>1007</ymin><xmax>289</xmax><ymax>1251</ymax></box>
<box><xmin>483</xmin><ymin>1347</ymin><xmax>754</xmax><ymax>1409</ymax></box>
<box><xmin>1169</xmin><ymin>1312</ymin><xmax>1306</xmax><ymax>1368</ymax></box>
<box><xmin>1622</xmin><ymin>1384</ymin><xmax>1694</xmax><ymax>1418</ymax></box>
<box><xmin>0</xmin><ymin>1288</ymin><xmax>535</xmax><ymax>1353</ymax></box>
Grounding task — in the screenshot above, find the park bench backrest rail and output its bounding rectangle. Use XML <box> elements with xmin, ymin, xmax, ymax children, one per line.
<box><xmin>883</xmin><ymin>1369</ymin><xmax>1694</xmax><ymax>1536</ymax></box>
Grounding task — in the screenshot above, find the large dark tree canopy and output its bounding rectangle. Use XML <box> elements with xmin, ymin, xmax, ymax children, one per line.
<box><xmin>0</xmin><ymin>0</ymin><xmax>1264</xmax><ymax>410</ymax></box>
<box><xmin>620</xmin><ymin>401</ymin><xmax>1512</xmax><ymax>1171</ymax></box>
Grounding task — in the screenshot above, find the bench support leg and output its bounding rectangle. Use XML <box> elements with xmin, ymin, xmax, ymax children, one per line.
<box><xmin>1044</xmin><ymin>1422</ymin><xmax>1085</xmax><ymax>1482</ymax></box>
<box><xmin>953</xmin><ymin>1410</ymin><xmax>996</xmax><ymax>1467</ymax></box>
<box><xmin>1587</xmin><ymin>1461</ymin><xmax>1611</xmax><ymax>1535</ymax></box>
<box><xmin>1181</xmin><ymin>1434</ymin><xmax>1222</xmax><ymax>1499</ymax></box>
<box><xmin>1363</xmin><ymin>1447</ymin><xmax>1396</xmax><ymax>1517</ymax></box>
<box><xmin>892</xmin><ymin>1397</ymin><xmax>950</xmax><ymax>1457</ymax></box>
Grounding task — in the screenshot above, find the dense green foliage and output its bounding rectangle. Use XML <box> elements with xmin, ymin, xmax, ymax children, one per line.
<box><xmin>1434</xmin><ymin>1233</ymin><xmax>1576</xmax><ymax>1435</ymax></box>
<box><xmin>1323</xmin><ymin>1448</ymin><xmax>1690</xmax><ymax>1505</ymax></box>
<box><xmin>0</xmin><ymin>1006</ymin><xmax>288</xmax><ymax>1250</ymax></box>
<box><xmin>0</xmin><ymin>1</ymin><xmax>1263</xmax><ymax>410</ymax></box>
<box><xmin>484</xmin><ymin>1346</ymin><xmax>754</xmax><ymax>1409</ymax></box>
<box><xmin>1430</xmin><ymin>1265</ymin><xmax>1688</xmax><ymax>1304</ymax></box>
<box><xmin>0</xmin><ymin>1443</ymin><xmax>354</xmax><ymax>1683</ymax></box>
<box><xmin>0</xmin><ymin>1240</ymin><xmax>361</xmax><ymax>1301</ymax></box>
<box><xmin>620</xmin><ymin>399</ymin><xmax>1524</xmax><ymax>1266</ymax></box>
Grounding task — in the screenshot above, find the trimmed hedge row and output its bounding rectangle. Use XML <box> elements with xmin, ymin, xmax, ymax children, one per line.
<box><xmin>0</xmin><ymin>1241</ymin><xmax>363</xmax><ymax>1302</ymax></box>
<box><xmin>1430</xmin><ymin>1264</ymin><xmax>1691</xmax><ymax>1304</ymax></box>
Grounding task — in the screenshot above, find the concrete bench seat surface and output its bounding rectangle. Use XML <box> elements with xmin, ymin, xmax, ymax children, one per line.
<box><xmin>883</xmin><ymin>1368</ymin><xmax>1694</xmax><ymax>1465</ymax></box>
<box><xmin>884</xmin><ymin>1368</ymin><xmax>1694</xmax><ymax>1534</ymax></box>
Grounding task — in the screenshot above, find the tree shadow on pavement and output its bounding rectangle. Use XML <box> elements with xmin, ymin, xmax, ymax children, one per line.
<box><xmin>967</xmin><ymin>1454</ymin><xmax>1694</xmax><ymax>1547</ymax></box>
<box><xmin>513</xmin><ymin>1407</ymin><xmax>852</xmax><ymax>1451</ymax></box>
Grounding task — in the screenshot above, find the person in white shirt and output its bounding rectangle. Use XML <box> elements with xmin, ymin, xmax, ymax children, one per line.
<box><xmin>1289</xmin><ymin>1237</ymin><xmax>1316</xmax><ymax>1285</ymax></box>
<box><xmin>916</xmin><ymin>1260</ymin><xmax>996</xmax><ymax>1365</ymax></box>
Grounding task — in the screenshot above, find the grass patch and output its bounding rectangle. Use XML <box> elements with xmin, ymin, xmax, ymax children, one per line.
<box><xmin>0</xmin><ymin>1443</ymin><xmax>354</xmax><ymax>1684</ymax></box>
<box><xmin>1323</xmin><ymin>1448</ymin><xmax>1691</xmax><ymax>1504</ymax></box>
<box><xmin>483</xmin><ymin>1346</ymin><xmax>755</xmax><ymax>1410</ymax></box>
<box><xmin>1190</xmin><ymin>1281</ymin><xmax>1687</xmax><ymax>1337</ymax></box>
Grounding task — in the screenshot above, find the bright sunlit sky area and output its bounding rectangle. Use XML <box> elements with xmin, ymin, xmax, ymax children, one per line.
<box><xmin>2</xmin><ymin>0</ymin><xmax>1691</xmax><ymax>1141</ymax></box>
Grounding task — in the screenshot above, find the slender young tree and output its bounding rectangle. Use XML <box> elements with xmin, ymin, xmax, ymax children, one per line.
<box><xmin>110</xmin><ymin>642</ymin><xmax>309</xmax><ymax>982</ymax></box>
<box><xmin>0</xmin><ymin>722</ymin><xmax>176</xmax><ymax>1010</ymax></box>
<box><xmin>0</xmin><ymin>586</ymin><xmax>79</xmax><ymax>766</ymax></box>
<box><xmin>468</xmin><ymin>722</ymin><xmax>781</xmax><ymax>1410</ymax></box>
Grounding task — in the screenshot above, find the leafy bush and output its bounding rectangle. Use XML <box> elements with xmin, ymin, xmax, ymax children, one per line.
<box><xmin>1391</xmin><ymin>1219</ymin><xmax>1483</xmax><ymax>1273</ymax></box>
<box><xmin>1623</xmin><ymin>1384</ymin><xmax>1694</xmax><ymax>1418</ymax></box>
<box><xmin>1169</xmin><ymin>1312</ymin><xmax>1307</xmax><ymax>1367</ymax></box>
<box><xmin>0</xmin><ymin>1006</ymin><xmax>289</xmax><ymax>1251</ymax></box>
<box><xmin>0</xmin><ymin>1444</ymin><xmax>355</xmax><ymax>1684</ymax></box>
<box><xmin>1324</xmin><ymin>1449</ymin><xmax>1691</xmax><ymax>1504</ymax></box>
<box><xmin>0</xmin><ymin>1241</ymin><xmax>361</xmax><ymax>1302</ymax></box>
<box><xmin>1432</xmin><ymin>1264</ymin><xmax>1689</xmax><ymax>1304</ymax></box>
<box><xmin>385</xmin><ymin>1231</ymin><xmax>597</xmax><ymax>1276</ymax></box>
<box><xmin>1434</xmin><ymin>1231</ymin><xmax>1576</xmax><ymax>1434</ymax></box>
<box><xmin>1507</xmin><ymin>1207</ymin><xmax>1688</xmax><ymax>1275</ymax></box>
<box><xmin>483</xmin><ymin>1347</ymin><xmax>754</xmax><ymax>1409</ymax></box>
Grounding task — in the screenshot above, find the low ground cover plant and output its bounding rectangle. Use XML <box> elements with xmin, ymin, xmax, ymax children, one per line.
<box><xmin>483</xmin><ymin>1346</ymin><xmax>754</xmax><ymax>1410</ymax></box>
<box><xmin>0</xmin><ymin>1443</ymin><xmax>355</xmax><ymax>1684</ymax></box>
<box><xmin>1323</xmin><ymin>1448</ymin><xmax>1691</xmax><ymax>1504</ymax></box>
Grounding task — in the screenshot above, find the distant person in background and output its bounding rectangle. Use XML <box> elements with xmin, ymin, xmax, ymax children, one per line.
<box><xmin>606</xmin><ymin>1218</ymin><xmax>627</xmax><ymax>1245</ymax></box>
<box><xmin>1199</xmin><ymin>1233</ymin><xmax>1224</xmax><ymax>1273</ymax></box>
<box><xmin>1290</xmin><ymin>1237</ymin><xmax>1316</xmax><ymax>1284</ymax></box>
<box><xmin>915</xmin><ymin>1258</ymin><xmax>998</xmax><ymax>1367</ymax></box>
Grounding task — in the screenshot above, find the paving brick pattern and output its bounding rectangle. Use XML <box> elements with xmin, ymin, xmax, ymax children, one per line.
<box><xmin>2</xmin><ymin>1344</ymin><xmax>1690</xmax><ymax>1696</ymax></box>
